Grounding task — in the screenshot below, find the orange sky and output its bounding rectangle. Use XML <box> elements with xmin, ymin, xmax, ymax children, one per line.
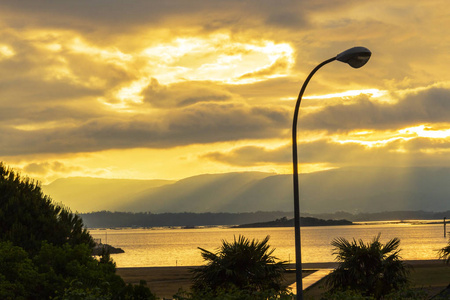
<box><xmin>1</xmin><ymin>1</ymin><xmax>450</xmax><ymax>185</ymax></box>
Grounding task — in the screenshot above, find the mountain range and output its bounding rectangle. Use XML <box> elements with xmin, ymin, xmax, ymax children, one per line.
<box><xmin>42</xmin><ymin>166</ymin><xmax>450</xmax><ymax>214</ymax></box>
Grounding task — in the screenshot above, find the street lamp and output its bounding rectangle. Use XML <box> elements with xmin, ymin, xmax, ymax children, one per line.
<box><xmin>292</xmin><ymin>46</ymin><xmax>371</xmax><ymax>300</ymax></box>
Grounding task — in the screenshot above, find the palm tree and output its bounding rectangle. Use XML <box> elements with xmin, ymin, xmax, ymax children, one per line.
<box><xmin>191</xmin><ymin>235</ymin><xmax>287</xmax><ymax>294</ymax></box>
<box><xmin>438</xmin><ymin>238</ymin><xmax>450</xmax><ymax>264</ymax></box>
<box><xmin>326</xmin><ymin>233</ymin><xmax>409</xmax><ymax>299</ymax></box>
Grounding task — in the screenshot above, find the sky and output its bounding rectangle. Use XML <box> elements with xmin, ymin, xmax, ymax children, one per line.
<box><xmin>1</xmin><ymin>0</ymin><xmax>450</xmax><ymax>185</ymax></box>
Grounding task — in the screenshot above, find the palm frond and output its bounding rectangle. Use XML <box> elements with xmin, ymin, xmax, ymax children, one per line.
<box><xmin>191</xmin><ymin>235</ymin><xmax>287</xmax><ymax>293</ymax></box>
<box><xmin>326</xmin><ymin>234</ymin><xmax>409</xmax><ymax>298</ymax></box>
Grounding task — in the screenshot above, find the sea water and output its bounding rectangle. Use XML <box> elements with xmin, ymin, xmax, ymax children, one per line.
<box><xmin>89</xmin><ymin>222</ymin><xmax>448</xmax><ymax>267</ymax></box>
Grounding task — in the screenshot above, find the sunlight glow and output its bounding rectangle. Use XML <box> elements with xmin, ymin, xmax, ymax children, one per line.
<box><xmin>141</xmin><ymin>34</ymin><xmax>295</xmax><ymax>84</ymax></box>
<box><xmin>352</xmin><ymin>131</ymin><xmax>374</xmax><ymax>136</ymax></box>
<box><xmin>303</xmin><ymin>89</ymin><xmax>386</xmax><ymax>100</ymax></box>
<box><xmin>399</xmin><ymin>125</ymin><xmax>450</xmax><ymax>138</ymax></box>
<box><xmin>394</xmin><ymin>81</ymin><xmax>450</xmax><ymax>98</ymax></box>
<box><xmin>45</xmin><ymin>43</ymin><xmax>63</xmax><ymax>52</ymax></box>
<box><xmin>336</xmin><ymin>137</ymin><xmax>414</xmax><ymax>148</ymax></box>
<box><xmin>69</xmin><ymin>38</ymin><xmax>132</xmax><ymax>65</ymax></box>
<box><xmin>13</xmin><ymin>121</ymin><xmax>77</xmax><ymax>131</ymax></box>
<box><xmin>115</xmin><ymin>79</ymin><xmax>148</xmax><ymax>105</ymax></box>
<box><xmin>335</xmin><ymin>124</ymin><xmax>450</xmax><ymax>149</ymax></box>
<box><xmin>0</xmin><ymin>44</ymin><xmax>15</xmax><ymax>58</ymax></box>
<box><xmin>298</xmin><ymin>163</ymin><xmax>337</xmax><ymax>174</ymax></box>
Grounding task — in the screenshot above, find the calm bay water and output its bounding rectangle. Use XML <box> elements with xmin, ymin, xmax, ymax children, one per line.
<box><xmin>89</xmin><ymin>223</ymin><xmax>447</xmax><ymax>268</ymax></box>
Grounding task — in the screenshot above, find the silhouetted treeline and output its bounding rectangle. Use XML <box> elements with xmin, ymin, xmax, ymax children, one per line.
<box><xmin>80</xmin><ymin>211</ymin><xmax>292</xmax><ymax>228</ymax></box>
<box><xmin>80</xmin><ymin>210</ymin><xmax>450</xmax><ymax>228</ymax></box>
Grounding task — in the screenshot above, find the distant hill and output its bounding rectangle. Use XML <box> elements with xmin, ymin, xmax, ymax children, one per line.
<box><xmin>43</xmin><ymin>177</ymin><xmax>174</xmax><ymax>212</ymax></box>
<box><xmin>43</xmin><ymin>167</ymin><xmax>450</xmax><ymax>213</ymax></box>
<box><xmin>79</xmin><ymin>211</ymin><xmax>292</xmax><ymax>228</ymax></box>
<box><xmin>118</xmin><ymin>172</ymin><xmax>278</xmax><ymax>212</ymax></box>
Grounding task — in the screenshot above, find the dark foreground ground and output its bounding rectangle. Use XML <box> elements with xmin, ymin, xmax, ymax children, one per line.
<box><xmin>117</xmin><ymin>260</ymin><xmax>450</xmax><ymax>299</ymax></box>
<box><xmin>300</xmin><ymin>260</ymin><xmax>450</xmax><ymax>299</ymax></box>
<box><xmin>116</xmin><ymin>266</ymin><xmax>312</xmax><ymax>299</ymax></box>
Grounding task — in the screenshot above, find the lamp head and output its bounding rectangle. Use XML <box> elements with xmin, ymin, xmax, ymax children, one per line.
<box><xmin>336</xmin><ymin>46</ymin><xmax>371</xmax><ymax>68</ymax></box>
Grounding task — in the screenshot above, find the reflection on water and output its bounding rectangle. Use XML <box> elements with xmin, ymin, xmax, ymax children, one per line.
<box><xmin>90</xmin><ymin>223</ymin><xmax>447</xmax><ymax>267</ymax></box>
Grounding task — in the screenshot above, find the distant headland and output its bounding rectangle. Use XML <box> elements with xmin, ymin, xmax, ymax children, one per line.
<box><xmin>79</xmin><ymin>210</ymin><xmax>448</xmax><ymax>229</ymax></box>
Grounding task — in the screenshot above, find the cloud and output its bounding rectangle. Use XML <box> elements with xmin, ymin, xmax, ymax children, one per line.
<box><xmin>300</xmin><ymin>87</ymin><xmax>450</xmax><ymax>132</ymax></box>
<box><xmin>203</xmin><ymin>136</ymin><xmax>450</xmax><ymax>168</ymax></box>
<box><xmin>203</xmin><ymin>145</ymin><xmax>292</xmax><ymax>166</ymax></box>
<box><xmin>0</xmin><ymin>1</ymin><xmax>306</xmax><ymax>31</ymax></box>
<box><xmin>141</xmin><ymin>79</ymin><xmax>233</xmax><ymax>108</ymax></box>
<box><xmin>0</xmin><ymin>24</ymin><xmax>296</xmax><ymax>156</ymax></box>
<box><xmin>23</xmin><ymin>161</ymin><xmax>81</xmax><ymax>175</ymax></box>
<box><xmin>0</xmin><ymin>102</ymin><xmax>291</xmax><ymax>155</ymax></box>
<box><xmin>238</xmin><ymin>56</ymin><xmax>293</xmax><ymax>80</ymax></box>
<box><xmin>1</xmin><ymin>0</ymin><xmax>450</xmax><ymax>186</ymax></box>
<box><xmin>266</xmin><ymin>11</ymin><xmax>307</xmax><ymax>28</ymax></box>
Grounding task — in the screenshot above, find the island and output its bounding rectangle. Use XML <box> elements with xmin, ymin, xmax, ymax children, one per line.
<box><xmin>233</xmin><ymin>216</ymin><xmax>353</xmax><ymax>228</ymax></box>
<box><xmin>92</xmin><ymin>243</ymin><xmax>125</xmax><ymax>256</ymax></box>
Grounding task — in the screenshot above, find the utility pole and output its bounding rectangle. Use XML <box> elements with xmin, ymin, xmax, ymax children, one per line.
<box><xmin>445</xmin><ymin>217</ymin><xmax>447</xmax><ymax>238</ymax></box>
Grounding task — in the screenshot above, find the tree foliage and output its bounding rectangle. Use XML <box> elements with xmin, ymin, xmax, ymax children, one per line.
<box><xmin>321</xmin><ymin>288</ymin><xmax>428</xmax><ymax>300</ymax></box>
<box><xmin>0</xmin><ymin>241</ymin><xmax>39</xmax><ymax>299</ymax></box>
<box><xmin>191</xmin><ymin>235</ymin><xmax>288</xmax><ymax>296</ymax></box>
<box><xmin>174</xmin><ymin>286</ymin><xmax>295</xmax><ymax>300</ymax></box>
<box><xmin>0</xmin><ymin>163</ymin><xmax>156</xmax><ymax>299</ymax></box>
<box><xmin>0</xmin><ymin>163</ymin><xmax>94</xmax><ymax>254</ymax></box>
<box><xmin>326</xmin><ymin>234</ymin><xmax>409</xmax><ymax>299</ymax></box>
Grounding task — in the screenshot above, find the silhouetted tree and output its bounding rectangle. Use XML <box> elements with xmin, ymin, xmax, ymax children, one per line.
<box><xmin>191</xmin><ymin>235</ymin><xmax>288</xmax><ymax>296</ymax></box>
<box><xmin>0</xmin><ymin>163</ymin><xmax>156</xmax><ymax>299</ymax></box>
<box><xmin>0</xmin><ymin>162</ymin><xmax>94</xmax><ymax>254</ymax></box>
<box><xmin>326</xmin><ymin>234</ymin><xmax>409</xmax><ymax>299</ymax></box>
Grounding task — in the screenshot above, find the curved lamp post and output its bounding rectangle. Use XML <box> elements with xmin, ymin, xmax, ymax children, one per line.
<box><xmin>292</xmin><ymin>46</ymin><xmax>371</xmax><ymax>300</ymax></box>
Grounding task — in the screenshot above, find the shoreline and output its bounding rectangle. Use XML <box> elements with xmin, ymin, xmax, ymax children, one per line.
<box><xmin>116</xmin><ymin>259</ymin><xmax>444</xmax><ymax>270</ymax></box>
